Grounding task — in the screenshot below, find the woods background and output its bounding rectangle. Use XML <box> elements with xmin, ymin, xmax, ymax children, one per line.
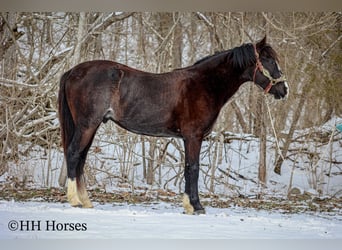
<box><xmin>0</xmin><ymin>12</ymin><xmax>341</xmax><ymax>197</ymax></box>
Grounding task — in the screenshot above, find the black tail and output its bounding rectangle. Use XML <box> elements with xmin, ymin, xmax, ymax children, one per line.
<box><xmin>58</xmin><ymin>70</ymin><xmax>74</xmax><ymax>157</ymax></box>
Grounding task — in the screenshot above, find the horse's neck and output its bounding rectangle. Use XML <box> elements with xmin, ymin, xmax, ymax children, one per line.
<box><xmin>191</xmin><ymin>59</ymin><xmax>249</xmax><ymax>105</ymax></box>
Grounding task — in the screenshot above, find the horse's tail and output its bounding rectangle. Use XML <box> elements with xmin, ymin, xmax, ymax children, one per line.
<box><xmin>58</xmin><ymin>70</ymin><xmax>74</xmax><ymax>157</ymax></box>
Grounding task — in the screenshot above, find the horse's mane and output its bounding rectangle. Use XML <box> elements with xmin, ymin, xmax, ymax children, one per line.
<box><xmin>193</xmin><ymin>42</ymin><xmax>278</xmax><ymax>70</ymax></box>
<box><xmin>227</xmin><ymin>43</ymin><xmax>255</xmax><ymax>70</ymax></box>
<box><xmin>193</xmin><ymin>51</ymin><xmax>226</xmax><ymax>66</ymax></box>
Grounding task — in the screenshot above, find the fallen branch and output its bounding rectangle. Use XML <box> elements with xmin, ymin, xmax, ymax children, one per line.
<box><xmin>218</xmin><ymin>167</ymin><xmax>257</xmax><ymax>184</ymax></box>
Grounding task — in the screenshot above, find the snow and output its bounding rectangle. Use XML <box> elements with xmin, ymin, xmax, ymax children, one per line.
<box><xmin>1</xmin><ymin>200</ymin><xmax>341</xmax><ymax>239</ymax></box>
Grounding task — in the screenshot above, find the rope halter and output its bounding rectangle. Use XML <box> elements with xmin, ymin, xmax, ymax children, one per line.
<box><xmin>253</xmin><ymin>44</ymin><xmax>286</xmax><ymax>94</ymax></box>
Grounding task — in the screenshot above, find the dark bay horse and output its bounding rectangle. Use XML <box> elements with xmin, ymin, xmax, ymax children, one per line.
<box><xmin>58</xmin><ymin>36</ymin><xmax>288</xmax><ymax>214</ymax></box>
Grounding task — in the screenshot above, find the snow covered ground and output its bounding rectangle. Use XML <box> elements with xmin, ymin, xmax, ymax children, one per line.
<box><xmin>1</xmin><ymin>200</ymin><xmax>341</xmax><ymax>239</ymax></box>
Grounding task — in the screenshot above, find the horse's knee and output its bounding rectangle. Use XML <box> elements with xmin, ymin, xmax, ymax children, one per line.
<box><xmin>67</xmin><ymin>146</ymin><xmax>79</xmax><ymax>161</ymax></box>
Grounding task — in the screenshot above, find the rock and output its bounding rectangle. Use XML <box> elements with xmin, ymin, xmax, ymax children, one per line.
<box><xmin>288</xmin><ymin>187</ymin><xmax>302</xmax><ymax>196</ymax></box>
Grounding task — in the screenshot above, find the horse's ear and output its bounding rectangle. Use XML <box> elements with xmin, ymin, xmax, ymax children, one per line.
<box><xmin>256</xmin><ymin>35</ymin><xmax>267</xmax><ymax>49</ymax></box>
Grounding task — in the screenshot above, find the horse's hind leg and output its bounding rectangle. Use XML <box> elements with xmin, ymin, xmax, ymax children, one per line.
<box><xmin>66</xmin><ymin>127</ymin><xmax>97</xmax><ymax>208</ymax></box>
<box><xmin>75</xmin><ymin>134</ymin><xmax>96</xmax><ymax>208</ymax></box>
<box><xmin>77</xmin><ymin>179</ymin><xmax>93</xmax><ymax>208</ymax></box>
<box><xmin>67</xmin><ymin>179</ymin><xmax>82</xmax><ymax>207</ymax></box>
<box><xmin>66</xmin><ymin>129</ymin><xmax>82</xmax><ymax>207</ymax></box>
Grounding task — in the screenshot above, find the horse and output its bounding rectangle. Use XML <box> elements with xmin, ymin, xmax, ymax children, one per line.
<box><xmin>58</xmin><ymin>36</ymin><xmax>288</xmax><ymax>214</ymax></box>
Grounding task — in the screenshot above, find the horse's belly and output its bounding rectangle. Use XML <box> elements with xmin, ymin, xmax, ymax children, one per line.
<box><xmin>116</xmin><ymin>117</ymin><xmax>181</xmax><ymax>138</ymax></box>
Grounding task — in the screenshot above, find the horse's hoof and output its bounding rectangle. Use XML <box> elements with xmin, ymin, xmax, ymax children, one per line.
<box><xmin>71</xmin><ymin>203</ymin><xmax>83</xmax><ymax>208</ymax></box>
<box><xmin>82</xmin><ymin>201</ymin><xmax>94</xmax><ymax>208</ymax></box>
<box><xmin>69</xmin><ymin>198</ymin><xmax>83</xmax><ymax>208</ymax></box>
<box><xmin>194</xmin><ymin>209</ymin><xmax>206</xmax><ymax>215</ymax></box>
<box><xmin>183</xmin><ymin>209</ymin><xmax>206</xmax><ymax>215</ymax></box>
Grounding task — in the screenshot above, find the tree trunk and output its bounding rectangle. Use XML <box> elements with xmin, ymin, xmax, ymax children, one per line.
<box><xmin>73</xmin><ymin>12</ymin><xmax>87</xmax><ymax>65</ymax></box>
<box><xmin>231</xmin><ymin>101</ymin><xmax>248</xmax><ymax>134</ymax></box>
<box><xmin>146</xmin><ymin>138</ymin><xmax>156</xmax><ymax>185</ymax></box>
<box><xmin>258</xmin><ymin>98</ymin><xmax>267</xmax><ymax>183</ymax></box>
<box><xmin>0</xmin><ymin>13</ymin><xmax>20</xmax><ymax>175</ymax></box>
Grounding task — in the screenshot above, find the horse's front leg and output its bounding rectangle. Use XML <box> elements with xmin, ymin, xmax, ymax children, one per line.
<box><xmin>183</xmin><ymin>136</ymin><xmax>205</xmax><ymax>215</ymax></box>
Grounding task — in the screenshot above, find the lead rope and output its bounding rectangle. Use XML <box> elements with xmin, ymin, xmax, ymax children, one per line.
<box><xmin>264</xmin><ymin>96</ymin><xmax>286</xmax><ymax>162</ymax></box>
<box><xmin>265</xmin><ymin>96</ymin><xmax>338</xmax><ymax>183</ymax></box>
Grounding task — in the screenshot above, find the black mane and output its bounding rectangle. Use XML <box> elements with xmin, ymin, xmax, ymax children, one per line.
<box><xmin>227</xmin><ymin>43</ymin><xmax>255</xmax><ymax>70</ymax></box>
<box><xmin>193</xmin><ymin>42</ymin><xmax>278</xmax><ymax>70</ymax></box>
<box><xmin>193</xmin><ymin>51</ymin><xmax>226</xmax><ymax>66</ymax></box>
<box><xmin>193</xmin><ymin>43</ymin><xmax>256</xmax><ymax>70</ymax></box>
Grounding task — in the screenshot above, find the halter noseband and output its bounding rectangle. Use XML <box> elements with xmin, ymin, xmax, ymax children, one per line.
<box><xmin>253</xmin><ymin>44</ymin><xmax>286</xmax><ymax>94</ymax></box>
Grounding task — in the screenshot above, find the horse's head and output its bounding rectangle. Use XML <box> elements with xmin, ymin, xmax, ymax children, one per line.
<box><xmin>253</xmin><ymin>36</ymin><xmax>289</xmax><ymax>99</ymax></box>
